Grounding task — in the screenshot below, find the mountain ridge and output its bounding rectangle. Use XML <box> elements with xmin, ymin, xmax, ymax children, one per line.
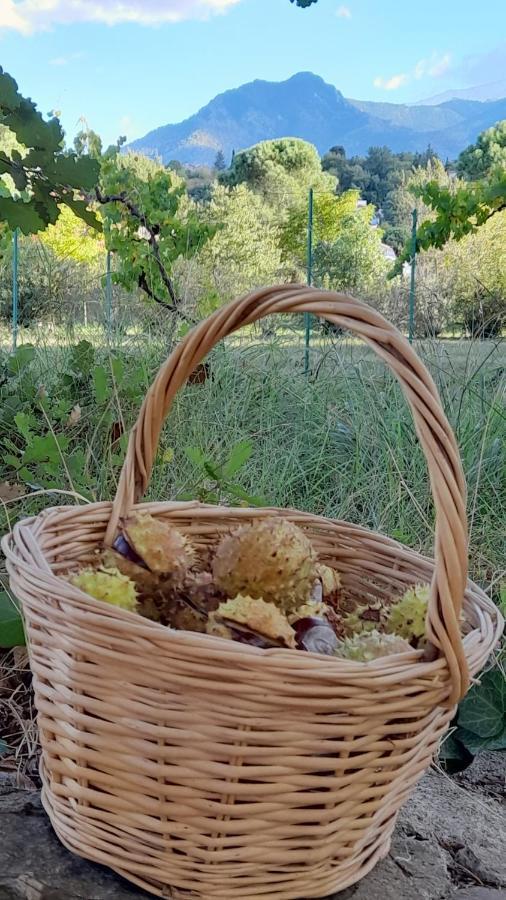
<box><xmin>127</xmin><ymin>71</ymin><xmax>506</xmax><ymax>165</ymax></box>
<box><xmin>415</xmin><ymin>78</ymin><xmax>506</xmax><ymax>105</ymax></box>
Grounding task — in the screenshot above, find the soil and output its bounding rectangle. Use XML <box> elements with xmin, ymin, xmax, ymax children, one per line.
<box><xmin>0</xmin><ymin>753</ymin><xmax>504</xmax><ymax>900</ymax></box>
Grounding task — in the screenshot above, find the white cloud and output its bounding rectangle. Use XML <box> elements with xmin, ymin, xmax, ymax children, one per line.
<box><xmin>428</xmin><ymin>52</ymin><xmax>451</xmax><ymax>77</ymax></box>
<box><xmin>414</xmin><ymin>51</ymin><xmax>451</xmax><ymax>79</ymax></box>
<box><xmin>375</xmin><ymin>51</ymin><xmax>451</xmax><ymax>90</ymax></box>
<box><xmin>373</xmin><ymin>73</ymin><xmax>408</xmax><ymax>91</ymax></box>
<box><xmin>0</xmin><ymin>0</ymin><xmax>241</xmax><ymax>33</ymax></box>
<box><xmin>0</xmin><ymin>0</ymin><xmax>30</xmax><ymax>33</ymax></box>
<box><xmin>336</xmin><ymin>5</ymin><xmax>352</xmax><ymax>18</ymax></box>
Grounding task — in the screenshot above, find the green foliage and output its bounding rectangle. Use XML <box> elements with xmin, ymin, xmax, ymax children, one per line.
<box><xmin>457</xmin><ymin>120</ymin><xmax>506</xmax><ymax>179</ymax></box>
<box><xmin>0</xmin><ymin>340</ymin><xmax>134</xmax><ymax>496</ymax></box>
<box><xmin>0</xmin><ymin>237</ymin><xmax>88</xmax><ymax>326</ymax></box>
<box><xmin>0</xmin><ymin>591</ymin><xmax>25</xmax><ymax>647</ymax></box>
<box><xmin>222</xmin><ymin>138</ymin><xmax>335</xmax><ymax>207</ymax></box>
<box><xmin>183</xmin><ymin>164</ymin><xmax>215</xmax><ymax>202</ymax></box>
<box><xmin>440</xmin><ymin>211</ymin><xmax>506</xmax><ymax>336</ymax></box>
<box><xmin>73</xmin><ymin>124</ymin><xmax>104</xmax><ymax>160</ymax></box>
<box><xmin>313</xmin><ymin>207</ymin><xmax>388</xmax><ymax>292</ymax></box>
<box><xmin>99</xmin><ymin>149</ymin><xmax>214</xmax><ymax>311</ymax></box>
<box><xmin>0</xmin><ymin>67</ymin><xmax>100</xmax><ymax>235</ymax></box>
<box><xmin>322</xmin><ymin>144</ymin><xmax>438</xmax><ymax>210</ymax></box>
<box><xmin>441</xmin><ymin>664</ymin><xmax>506</xmax><ymax>771</ymax></box>
<box><xmin>181</xmin><ymin>440</ymin><xmax>267</xmax><ymax>506</ymax></box>
<box><xmin>214</xmin><ymin>150</ymin><xmax>226</xmax><ymax>172</ymax></box>
<box><xmin>281</xmin><ymin>189</ymin><xmax>359</xmax><ymax>263</ymax></box>
<box><xmin>39</xmin><ymin>205</ymin><xmax>104</xmax><ymax>266</ymax></box>
<box><xmin>392</xmin><ymin>124</ymin><xmax>506</xmax><ymax>274</ymax></box>
<box><xmin>382</xmin><ymin>158</ymin><xmax>453</xmax><ymax>250</ymax></box>
<box><xmin>290</xmin><ymin>0</ymin><xmax>318</xmax><ymax>5</ymax></box>
<box><xmin>392</xmin><ymin>171</ymin><xmax>506</xmax><ymax>275</ymax></box>
<box><xmin>186</xmin><ymin>183</ymin><xmax>283</xmax><ymax>305</ymax></box>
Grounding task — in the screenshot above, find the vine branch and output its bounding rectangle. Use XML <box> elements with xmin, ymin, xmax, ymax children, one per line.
<box><xmin>94</xmin><ymin>187</ymin><xmax>181</xmax><ymax>311</ymax></box>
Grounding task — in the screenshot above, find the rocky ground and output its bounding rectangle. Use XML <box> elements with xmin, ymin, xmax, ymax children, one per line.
<box><xmin>0</xmin><ymin>753</ymin><xmax>504</xmax><ymax>900</ymax></box>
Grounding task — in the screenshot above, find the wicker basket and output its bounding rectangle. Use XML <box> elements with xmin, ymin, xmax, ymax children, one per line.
<box><xmin>3</xmin><ymin>285</ymin><xmax>502</xmax><ymax>900</ymax></box>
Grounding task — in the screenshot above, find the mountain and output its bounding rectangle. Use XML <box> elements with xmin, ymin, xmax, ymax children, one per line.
<box><xmin>127</xmin><ymin>72</ymin><xmax>506</xmax><ymax>166</ymax></box>
<box><xmin>416</xmin><ymin>79</ymin><xmax>506</xmax><ymax>105</ymax></box>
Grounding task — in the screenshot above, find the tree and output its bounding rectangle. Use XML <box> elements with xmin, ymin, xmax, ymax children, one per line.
<box><xmin>391</xmin><ymin>124</ymin><xmax>506</xmax><ymax>275</ymax></box>
<box><xmin>382</xmin><ymin>159</ymin><xmax>454</xmax><ymax>251</ymax></box>
<box><xmin>438</xmin><ymin>210</ymin><xmax>506</xmax><ymax>336</ymax></box>
<box><xmin>0</xmin><ymin>70</ymin><xmax>213</xmax><ymax>317</ymax></box>
<box><xmin>69</xmin><ymin>121</ymin><xmax>215</xmax><ymax>314</ymax></box>
<box><xmin>214</xmin><ymin>150</ymin><xmax>226</xmax><ymax>172</ymax></box>
<box><xmin>322</xmin><ymin>146</ymin><xmax>369</xmax><ymax>195</ymax></box>
<box><xmin>280</xmin><ymin>189</ymin><xmax>360</xmax><ymax>265</ymax></box>
<box><xmin>0</xmin><ymin>235</ymin><xmax>92</xmax><ymax>326</ymax></box>
<box><xmin>0</xmin><ymin>68</ymin><xmax>99</xmax><ymax>235</ymax></box>
<box><xmin>457</xmin><ymin>120</ymin><xmax>506</xmax><ymax>179</ymax></box>
<box><xmin>393</xmin><ymin>172</ymin><xmax>506</xmax><ymax>273</ymax></box>
<box><xmin>39</xmin><ymin>204</ymin><xmax>104</xmax><ymax>266</ymax></box>
<box><xmin>73</xmin><ymin>120</ymin><xmax>104</xmax><ymax>160</ymax></box>
<box><xmin>222</xmin><ymin>138</ymin><xmax>335</xmax><ymax>208</ymax></box>
<box><xmin>98</xmin><ymin>148</ymin><xmax>214</xmax><ymax>315</ymax></box>
<box><xmin>290</xmin><ymin>0</ymin><xmax>318</xmax><ymax>5</ymax></box>
<box><xmin>179</xmin><ymin>183</ymin><xmax>284</xmax><ymax>312</ymax></box>
<box><xmin>322</xmin><ymin>145</ymin><xmax>440</xmax><ymax>211</ymax></box>
<box><xmin>313</xmin><ymin>206</ymin><xmax>388</xmax><ymax>293</ymax></box>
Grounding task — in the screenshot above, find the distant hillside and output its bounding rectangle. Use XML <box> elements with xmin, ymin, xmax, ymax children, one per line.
<box><xmin>127</xmin><ymin>72</ymin><xmax>506</xmax><ymax>165</ymax></box>
<box><xmin>416</xmin><ymin>79</ymin><xmax>506</xmax><ymax>105</ymax></box>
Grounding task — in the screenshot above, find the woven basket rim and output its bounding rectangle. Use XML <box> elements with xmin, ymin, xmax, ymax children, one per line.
<box><xmin>3</xmin><ymin>499</ymin><xmax>501</xmax><ymax>687</ymax></box>
<box><xmin>4</xmin><ymin>285</ymin><xmax>504</xmax><ymax>704</ymax></box>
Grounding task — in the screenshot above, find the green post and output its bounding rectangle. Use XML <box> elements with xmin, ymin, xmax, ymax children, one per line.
<box><xmin>304</xmin><ymin>186</ymin><xmax>313</xmax><ymax>374</ymax></box>
<box><xmin>12</xmin><ymin>228</ymin><xmax>19</xmax><ymax>351</ymax></box>
<box><xmin>408</xmin><ymin>208</ymin><xmax>417</xmax><ymax>344</ymax></box>
<box><xmin>105</xmin><ymin>250</ymin><xmax>112</xmax><ymax>338</ymax></box>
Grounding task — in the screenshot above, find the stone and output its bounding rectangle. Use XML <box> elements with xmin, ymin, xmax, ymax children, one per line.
<box><xmin>396</xmin><ymin>757</ymin><xmax>506</xmax><ymax>889</ymax></box>
<box><xmin>454</xmin><ymin>751</ymin><xmax>505</xmax><ymax>802</ymax></box>
<box><xmin>0</xmin><ymin>778</ymin><xmax>148</xmax><ymax>900</ymax></box>
<box><xmin>1</xmin><ymin>754</ymin><xmax>505</xmax><ymax>900</ymax></box>
<box><xmin>451</xmin><ymin>891</ymin><xmax>506</xmax><ymax>900</ymax></box>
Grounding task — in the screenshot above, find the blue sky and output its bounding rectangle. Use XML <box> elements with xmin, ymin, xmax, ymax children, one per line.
<box><xmin>0</xmin><ymin>0</ymin><xmax>505</xmax><ymax>146</ymax></box>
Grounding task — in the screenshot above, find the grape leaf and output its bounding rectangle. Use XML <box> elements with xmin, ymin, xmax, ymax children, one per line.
<box><xmin>456</xmin><ymin>726</ymin><xmax>506</xmax><ymax>754</ymax></box>
<box><xmin>457</xmin><ymin>668</ymin><xmax>505</xmax><ymax>738</ymax></box>
<box><xmin>7</xmin><ymin>345</ymin><xmax>36</xmax><ymax>375</ymax></box>
<box><xmin>0</xmin><ymin>196</ymin><xmax>46</xmax><ymax>233</ymax></box>
<box><xmin>0</xmin><ymin>591</ymin><xmax>25</xmax><ymax>647</ymax></box>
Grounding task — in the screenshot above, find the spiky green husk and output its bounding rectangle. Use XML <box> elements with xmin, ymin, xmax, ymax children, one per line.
<box><xmin>386</xmin><ymin>584</ymin><xmax>429</xmax><ymax>642</ymax></box>
<box><xmin>123</xmin><ymin>513</ymin><xmax>195</xmax><ymax>578</ymax></box>
<box><xmin>335</xmin><ymin>629</ymin><xmax>412</xmax><ymax>661</ymax></box>
<box><xmin>70</xmin><ymin>567</ymin><xmax>138</xmax><ymax>612</ymax></box>
<box><xmin>343</xmin><ymin>599</ymin><xmax>387</xmax><ymax>635</ymax></box>
<box><xmin>212</xmin><ymin>517</ymin><xmax>316</xmax><ymax>612</ymax></box>
<box><xmin>215</xmin><ymin>594</ymin><xmax>296</xmax><ymax>647</ymax></box>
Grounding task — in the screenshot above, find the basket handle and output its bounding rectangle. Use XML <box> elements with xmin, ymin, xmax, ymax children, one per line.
<box><xmin>106</xmin><ymin>285</ymin><xmax>469</xmax><ymax>704</ymax></box>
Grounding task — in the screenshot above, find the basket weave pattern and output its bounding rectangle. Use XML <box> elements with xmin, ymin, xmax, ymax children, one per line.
<box><xmin>3</xmin><ymin>286</ymin><xmax>502</xmax><ymax>900</ymax></box>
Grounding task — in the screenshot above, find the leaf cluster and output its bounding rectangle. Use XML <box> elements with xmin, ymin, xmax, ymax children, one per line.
<box><xmin>441</xmin><ymin>661</ymin><xmax>506</xmax><ymax>772</ymax></box>
<box><xmin>181</xmin><ymin>440</ymin><xmax>267</xmax><ymax>507</ymax></box>
<box><xmin>391</xmin><ymin>170</ymin><xmax>506</xmax><ymax>276</ymax></box>
<box><xmin>0</xmin><ymin>68</ymin><xmax>100</xmax><ymax>234</ymax></box>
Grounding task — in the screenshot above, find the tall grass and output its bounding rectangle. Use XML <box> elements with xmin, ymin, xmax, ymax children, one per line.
<box><xmin>1</xmin><ymin>324</ymin><xmax>505</xmax><ymax>592</ymax></box>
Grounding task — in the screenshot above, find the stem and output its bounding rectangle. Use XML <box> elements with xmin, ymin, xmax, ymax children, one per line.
<box><xmin>95</xmin><ymin>187</ymin><xmax>182</xmax><ymax>311</ymax></box>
